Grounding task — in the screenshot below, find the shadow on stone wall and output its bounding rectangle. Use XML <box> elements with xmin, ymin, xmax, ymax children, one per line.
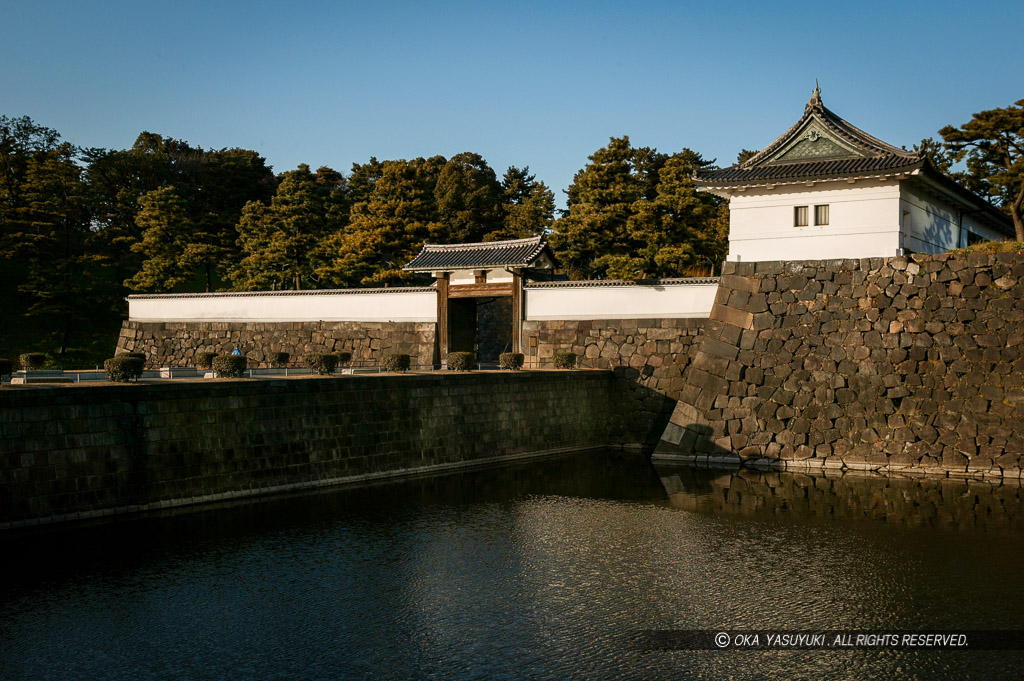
<box><xmin>656</xmin><ymin>421</ymin><xmax>736</xmax><ymax>460</ymax></box>
<box><xmin>524</xmin><ymin>318</ymin><xmax>707</xmax><ymax>450</ymax></box>
<box><xmin>608</xmin><ymin>366</ymin><xmax>677</xmax><ymax>450</ymax></box>
<box><xmin>0</xmin><ymin>372</ymin><xmax>614</xmax><ymax>526</ymax></box>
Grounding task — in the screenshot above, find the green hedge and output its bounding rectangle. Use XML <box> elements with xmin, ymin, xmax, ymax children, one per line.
<box><xmin>0</xmin><ymin>358</ymin><xmax>12</xmax><ymax>381</ymax></box>
<box><xmin>446</xmin><ymin>352</ymin><xmax>475</xmax><ymax>371</ymax></box>
<box><xmin>196</xmin><ymin>352</ymin><xmax>218</xmax><ymax>369</ymax></box>
<box><xmin>553</xmin><ymin>352</ymin><xmax>577</xmax><ymax>369</ymax></box>
<box><xmin>271</xmin><ymin>352</ymin><xmax>290</xmax><ymax>367</ymax></box>
<box><xmin>116</xmin><ymin>352</ymin><xmax>146</xmax><ymax>378</ymax></box>
<box><xmin>104</xmin><ymin>356</ymin><xmax>144</xmax><ymax>383</ymax></box>
<box><xmin>382</xmin><ymin>354</ymin><xmax>410</xmax><ymax>372</ymax></box>
<box><xmin>335</xmin><ymin>351</ymin><xmax>352</xmax><ymax>364</ymax></box>
<box><xmin>19</xmin><ymin>353</ymin><xmax>45</xmax><ymax>370</ymax></box>
<box><xmin>305</xmin><ymin>353</ymin><xmax>338</xmax><ymax>375</ymax></box>
<box><xmin>499</xmin><ymin>352</ymin><xmax>524</xmax><ymax>370</ymax></box>
<box><xmin>212</xmin><ymin>355</ymin><xmax>248</xmax><ymax>378</ymax></box>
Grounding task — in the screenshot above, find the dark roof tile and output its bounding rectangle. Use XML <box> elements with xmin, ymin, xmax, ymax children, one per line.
<box><xmin>404</xmin><ymin>235</ymin><xmax>554</xmax><ymax>271</ymax></box>
<box><xmin>696</xmin><ymin>89</ymin><xmax>923</xmax><ymax>187</ymax></box>
<box><xmin>698</xmin><ymin>155</ymin><xmax>925</xmax><ymax>185</ymax></box>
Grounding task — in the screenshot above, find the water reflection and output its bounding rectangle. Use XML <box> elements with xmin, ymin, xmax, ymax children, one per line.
<box><xmin>1</xmin><ymin>452</ymin><xmax>1023</xmax><ymax>681</ymax></box>
<box><xmin>656</xmin><ymin>465</ymin><xmax>1024</xmax><ymax>534</ymax></box>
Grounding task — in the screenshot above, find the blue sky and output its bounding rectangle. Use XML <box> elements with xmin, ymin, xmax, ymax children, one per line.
<box><xmin>3</xmin><ymin>1</ymin><xmax>1021</xmax><ymax>207</ymax></box>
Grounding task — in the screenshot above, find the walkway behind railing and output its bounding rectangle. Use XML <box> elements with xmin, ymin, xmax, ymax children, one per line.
<box><xmin>2</xmin><ymin>360</ymin><xmax>586</xmax><ymax>385</ymax></box>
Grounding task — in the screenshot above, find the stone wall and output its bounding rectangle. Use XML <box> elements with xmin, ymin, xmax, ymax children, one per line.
<box><xmin>657</xmin><ymin>252</ymin><xmax>1024</xmax><ymax>478</ymax></box>
<box><xmin>477</xmin><ymin>297</ymin><xmax>513</xmax><ymax>362</ymax></box>
<box><xmin>116</xmin><ymin>320</ymin><xmax>437</xmax><ymax>368</ymax></box>
<box><xmin>522</xmin><ymin>318</ymin><xmax>706</xmax><ymax>447</ymax></box>
<box><xmin>0</xmin><ymin>371</ymin><xmax>613</xmax><ymax>528</ymax></box>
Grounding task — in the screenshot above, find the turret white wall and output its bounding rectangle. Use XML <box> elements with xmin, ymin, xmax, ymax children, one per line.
<box><xmin>725</xmin><ymin>176</ymin><xmax>1008</xmax><ymax>261</ymax></box>
<box><xmin>900</xmin><ymin>183</ymin><xmax>1007</xmax><ymax>253</ymax></box>
<box><xmin>726</xmin><ymin>180</ymin><xmax>903</xmax><ymax>261</ymax></box>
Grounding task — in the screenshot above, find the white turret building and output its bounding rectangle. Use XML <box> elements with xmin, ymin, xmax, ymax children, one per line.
<box><xmin>695</xmin><ymin>85</ymin><xmax>1014</xmax><ymax>262</ymax></box>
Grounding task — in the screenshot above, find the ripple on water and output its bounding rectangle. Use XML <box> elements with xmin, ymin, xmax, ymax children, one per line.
<box><xmin>1</xmin><ymin>452</ymin><xmax>1023</xmax><ymax>680</ymax></box>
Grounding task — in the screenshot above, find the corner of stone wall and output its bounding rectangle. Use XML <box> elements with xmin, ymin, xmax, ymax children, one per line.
<box><xmin>661</xmin><ymin>252</ymin><xmax>1024</xmax><ymax>478</ymax></box>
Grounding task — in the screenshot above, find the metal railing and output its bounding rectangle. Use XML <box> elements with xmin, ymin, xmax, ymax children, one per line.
<box><xmin>2</xmin><ymin>359</ymin><xmax>584</xmax><ymax>385</ymax></box>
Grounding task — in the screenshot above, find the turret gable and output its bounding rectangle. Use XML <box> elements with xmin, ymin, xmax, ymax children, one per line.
<box><xmin>695</xmin><ymin>84</ymin><xmax>925</xmax><ymax>190</ymax></box>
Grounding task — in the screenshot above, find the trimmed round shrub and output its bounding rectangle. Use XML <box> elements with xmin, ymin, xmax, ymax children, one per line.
<box><xmin>553</xmin><ymin>352</ymin><xmax>577</xmax><ymax>369</ymax></box>
<box><xmin>271</xmin><ymin>352</ymin><xmax>290</xmax><ymax>367</ymax></box>
<box><xmin>20</xmin><ymin>353</ymin><xmax>46</xmax><ymax>370</ymax></box>
<box><xmin>104</xmin><ymin>356</ymin><xmax>144</xmax><ymax>383</ymax></box>
<box><xmin>0</xmin><ymin>358</ymin><xmax>12</xmax><ymax>381</ymax></box>
<box><xmin>446</xmin><ymin>352</ymin><xmax>475</xmax><ymax>371</ymax></box>
<box><xmin>304</xmin><ymin>353</ymin><xmax>338</xmax><ymax>375</ymax></box>
<box><xmin>499</xmin><ymin>352</ymin><xmax>524</xmax><ymax>370</ymax></box>
<box><xmin>334</xmin><ymin>351</ymin><xmax>352</xmax><ymax>364</ymax></box>
<box><xmin>195</xmin><ymin>352</ymin><xmax>218</xmax><ymax>370</ymax></box>
<box><xmin>212</xmin><ymin>355</ymin><xmax>248</xmax><ymax>378</ymax></box>
<box><xmin>382</xmin><ymin>353</ymin><xmax>410</xmax><ymax>372</ymax></box>
<box><xmin>118</xmin><ymin>352</ymin><xmax>146</xmax><ymax>378</ymax></box>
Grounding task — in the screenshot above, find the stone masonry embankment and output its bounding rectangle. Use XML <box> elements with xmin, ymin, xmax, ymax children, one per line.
<box><xmin>117</xmin><ymin>320</ymin><xmax>436</xmax><ymax>369</ymax></box>
<box><xmin>0</xmin><ymin>371</ymin><xmax>611</xmax><ymax>528</ymax></box>
<box><xmin>658</xmin><ymin>252</ymin><xmax>1024</xmax><ymax>478</ymax></box>
<box><xmin>522</xmin><ymin>318</ymin><xmax>705</xmax><ymax>447</ymax></box>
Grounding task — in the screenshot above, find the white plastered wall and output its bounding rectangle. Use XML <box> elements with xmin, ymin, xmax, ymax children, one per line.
<box><xmin>128</xmin><ymin>290</ymin><xmax>437</xmax><ymax>322</ymax></box>
<box><xmin>448</xmin><ymin>267</ymin><xmax>514</xmax><ymax>284</ymax></box>
<box><xmin>727</xmin><ymin>180</ymin><xmax>903</xmax><ymax>261</ymax></box>
<box><xmin>899</xmin><ymin>183</ymin><xmax>963</xmax><ymax>253</ymax></box>
<box><xmin>524</xmin><ymin>282</ymin><xmax>718</xmax><ymax>320</ymax></box>
<box><xmin>963</xmin><ymin>215</ymin><xmax>1006</xmax><ymax>244</ymax></box>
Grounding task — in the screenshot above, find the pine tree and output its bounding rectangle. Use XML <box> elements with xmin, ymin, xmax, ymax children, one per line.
<box><xmin>486</xmin><ymin>166</ymin><xmax>555</xmax><ymax>241</ymax></box>
<box><xmin>7</xmin><ymin>143</ymin><xmax>96</xmax><ymax>354</ymax></box>
<box><xmin>433</xmin><ymin>152</ymin><xmax>502</xmax><ymax>243</ymax></box>
<box><xmin>125</xmin><ymin>187</ymin><xmax>194</xmax><ymax>292</ymax></box>
<box><xmin>318</xmin><ymin>157</ymin><xmax>445</xmax><ymax>287</ymax></box>
<box><xmin>232</xmin><ymin>165</ymin><xmax>344</xmax><ymax>290</ymax></box>
<box><xmin>940</xmin><ymin>99</ymin><xmax>1024</xmax><ymax>240</ymax></box>
<box><xmin>551</xmin><ymin>137</ymin><xmax>724</xmax><ymax>280</ymax></box>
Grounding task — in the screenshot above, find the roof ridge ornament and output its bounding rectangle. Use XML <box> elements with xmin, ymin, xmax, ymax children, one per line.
<box><xmin>806</xmin><ymin>79</ymin><xmax>823</xmax><ymax>112</ymax></box>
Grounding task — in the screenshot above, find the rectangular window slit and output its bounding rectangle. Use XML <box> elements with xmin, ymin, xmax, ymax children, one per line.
<box><xmin>794</xmin><ymin>206</ymin><xmax>808</xmax><ymax>227</ymax></box>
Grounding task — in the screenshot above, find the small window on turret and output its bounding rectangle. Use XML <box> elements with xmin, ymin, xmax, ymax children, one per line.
<box><xmin>794</xmin><ymin>206</ymin><xmax>808</xmax><ymax>227</ymax></box>
<box><xmin>815</xmin><ymin>204</ymin><xmax>829</xmax><ymax>225</ymax></box>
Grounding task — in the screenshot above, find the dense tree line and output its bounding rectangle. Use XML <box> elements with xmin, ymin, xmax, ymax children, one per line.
<box><xmin>0</xmin><ymin>118</ymin><xmax>557</xmax><ymax>362</ymax></box>
<box><xmin>1</xmin><ymin>98</ymin><xmax>1020</xmax><ymax>363</ymax></box>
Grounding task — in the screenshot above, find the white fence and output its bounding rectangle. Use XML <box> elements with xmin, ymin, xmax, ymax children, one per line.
<box><xmin>128</xmin><ymin>279</ymin><xmax>720</xmax><ymax>323</ymax></box>
<box><xmin>523</xmin><ymin>279</ymin><xmax>719</xmax><ymax>320</ymax></box>
<box><xmin>128</xmin><ymin>288</ymin><xmax>437</xmax><ymax>323</ymax></box>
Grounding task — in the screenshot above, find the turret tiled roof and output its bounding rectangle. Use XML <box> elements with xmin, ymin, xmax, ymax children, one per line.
<box><xmin>695</xmin><ymin>85</ymin><xmax>923</xmax><ymax>188</ymax></box>
<box><xmin>694</xmin><ymin>85</ymin><xmax>1014</xmax><ymax>236</ymax></box>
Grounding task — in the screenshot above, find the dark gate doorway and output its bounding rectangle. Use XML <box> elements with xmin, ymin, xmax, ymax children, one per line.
<box><xmin>447</xmin><ymin>297</ymin><xmax>514</xmax><ymax>364</ymax></box>
<box><xmin>448</xmin><ymin>298</ymin><xmax>477</xmax><ymax>354</ymax></box>
<box><xmin>475</xmin><ymin>297</ymin><xmax>513</xmax><ymax>363</ymax></box>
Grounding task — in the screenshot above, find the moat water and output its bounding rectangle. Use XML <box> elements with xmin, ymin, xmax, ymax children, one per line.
<box><xmin>2</xmin><ymin>451</ymin><xmax>1023</xmax><ymax>680</ymax></box>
